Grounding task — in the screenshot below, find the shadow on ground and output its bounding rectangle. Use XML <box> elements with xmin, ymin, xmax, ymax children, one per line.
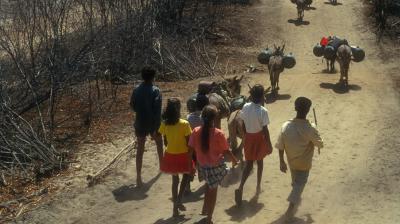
<box><xmin>320</xmin><ymin>82</ymin><xmax>362</xmax><ymax>94</ymax></box>
<box><xmin>323</xmin><ymin>1</ymin><xmax>343</xmax><ymax>5</ymax></box>
<box><xmin>225</xmin><ymin>195</ymin><xmax>264</xmax><ymax>222</ymax></box>
<box><xmin>288</xmin><ymin>19</ymin><xmax>310</xmax><ymax>26</ymax></box>
<box><xmin>220</xmin><ymin>164</ymin><xmax>243</xmax><ymax>188</ymax></box>
<box><xmin>112</xmin><ymin>173</ymin><xmax>161</xmax><ymax>202</ymax></box>
<box><xmin>153</xmin><ymin>215</ymin><xmax>189</xmax><ymax>224</ymax></box>
<box><xmin>182</xmin><ymin>184</ymin><xmax>206</xmax><ymax>203</ymax></box>
<box><xmin>270</xmin><ymin>214</ymin><xmax>314</xmax><ymax>224</ymax></box>
<box><xmin>265</xmin><ymin>93</ymin><xmax>292</xmax><ymax>104</ymax></box>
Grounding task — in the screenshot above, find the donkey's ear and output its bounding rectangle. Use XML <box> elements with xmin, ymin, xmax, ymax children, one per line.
<box><xmin>282</xmin><ymin>44</ymin><xmax>285</xmax><ymax>52</ymax></box>
<box><xmin>233</xmin><ymin>75</ymin><xmax>238</xmax><ymax>81</ymax></box>
<box><xmin>238</xmin><ymin>75</ymin><xmax>244</xmax><ymax>81</ymax></box>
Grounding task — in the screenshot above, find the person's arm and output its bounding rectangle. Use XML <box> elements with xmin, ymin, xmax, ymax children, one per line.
<box><xmin>279</xmin><ymin>150</ymin><xmax>287</xmax><ymax>173</ymax></box>
<box><xmin>185</xmin><ymin>135</ymin><xmax>193</xmax><ymax>168</ymax></box>
<box><xmin>223</xmin><ymin>150</ymin><xmax>238</xmax><ymax>167</ymax></box>
<box><xmin>153</xmin><ymin>88</ymin><xmax>162</xmax><ymax>129</ymax></box>
<box><xmin>130</xmin><ymin>89</ymin><xmax>136</xmax><ymax>111</ymax></box>
<box><xmin>262</xmin><ymin>125</ymin><xmax>273</xmax><ymax>153</ymax></box>
<box><xmin>275</xmin><ymin>127</ymin><xmax>287</xmax><ymax>173</ymax></box>
<box><xmin>309</xmin><ymin>125</ymin><xmax>324</xmax><ymax>149</ymax></box>
<box><xmin>163</xmin><ymin>135</ymin><xmax>168</xmax><ymax>147</ymax></box>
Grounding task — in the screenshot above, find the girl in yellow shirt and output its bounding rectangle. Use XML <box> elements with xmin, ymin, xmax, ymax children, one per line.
<box><xmin>159</xmin><ymin>98</ymin><xmax>193</xmax><ymax>217</ymax></box>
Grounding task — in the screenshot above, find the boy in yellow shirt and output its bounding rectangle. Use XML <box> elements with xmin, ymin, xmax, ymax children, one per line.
<box><xmin>275</xmin><ymin>97</ymin><xmax>323</xmax><ymax>219</ymax></box>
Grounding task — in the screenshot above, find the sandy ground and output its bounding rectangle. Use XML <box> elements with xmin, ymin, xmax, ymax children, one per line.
<box><xmin>14</xmin><ymin>0</ymin><xmax>400</xmax><ymax>223</ymax></box>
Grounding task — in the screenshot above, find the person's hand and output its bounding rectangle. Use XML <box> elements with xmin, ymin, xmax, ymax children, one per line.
<box><xmin>280</xmin><ymin>161</ymin><xmax>287</xmax><ymax>173</ymax></box>
<box><xmin>231</xmin><ymin>157</ymin><xmax>239</xmax><ymax>168</ymax></box>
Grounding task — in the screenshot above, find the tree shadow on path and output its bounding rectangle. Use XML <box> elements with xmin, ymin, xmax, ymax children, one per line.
<box><xmin>320</xmin><ymin>82</ymin><xmax>362</xmax><ymax>94</ymax></box>
<box><xmin>270</xmin><ymin>213</ymin><xmax>314</xmax><ymax>224</ymax></box>
<box><xmin>225</xmin><ymin>195</ymin><xmax>264</xmax><ymax>222</ymax></box>
<box><xmin>112</xmin><ymin>173</ymin><xmax>161</xmax><ymax>202</ymax></box>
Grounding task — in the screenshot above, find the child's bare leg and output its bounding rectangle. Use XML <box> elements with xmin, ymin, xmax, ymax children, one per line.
<box><xmin>152</xmin><ymin>132</ymin><xmax>163</xmax><ymax>166</ymax></box>
<box><xmin>202</xmin><ymin>184</ymin><xmax>209</xmax><ymax>215</ymax></box>
<box><xmin>136</xmin><ymin>136</ymin><xmax>146</xmax><ymax>186</ymax></box>
<box><xmin>172</xmin><ymin>175</ymin><xmax>180</xmax><ymax>217</ymax></box>
<box><xmin>177</xmin><ymin>174</ymin><xmax>190</xmax><ymax>211</ymax></box>
<box><xmin>206</xmin><ymin>186</ymin><xmax>218</xmax><ymax>224</ymax></box>
<box><xmin>256</xmin><ymin>160</ymin><xmax>264</xmax><ymax>194</ymax></box>
<box><xmin>236</xmin><ymin>161</ymin><xmax>254</xmax><ymax>205</ymax></box>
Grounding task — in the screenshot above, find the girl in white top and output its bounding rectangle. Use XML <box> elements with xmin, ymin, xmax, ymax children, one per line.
<box><xmin>235</xmin><ymin>84</ymin><xmax>273</xmax><ymax>206</ymax></box>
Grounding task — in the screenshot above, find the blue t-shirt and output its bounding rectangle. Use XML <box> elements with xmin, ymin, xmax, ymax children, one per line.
<box><xmin>130</xmin><ymin>83</ymin><xmax>162</xmax><ymax>132</ymax></box>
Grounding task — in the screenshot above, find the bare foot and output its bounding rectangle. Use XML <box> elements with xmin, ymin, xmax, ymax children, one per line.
<box><xmin>173</xmin><ymin>209</ymin><xmax>180</xmax><ymax>217</ymax></box>
<box><xmin>256</xmin><ymin>187</ymin><xmax>262</xmax><ymax>196</ymax></box>
<box><xmin>235</xmin><ymin>189</ymin><xmax>243</xmax><ymax>206</ymax></box>
<box><xmin>177</xmin><ymin>203</ymin><xmax>186</xmax><ymax>211</ymax></box>
<box><xmin>136</xmin><ymin>179</ymin><xmax>143</xmax><ymax>188</ymax></box>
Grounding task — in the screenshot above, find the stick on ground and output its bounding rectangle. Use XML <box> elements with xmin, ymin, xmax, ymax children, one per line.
<box><xmin>87</xmin><ymin>140</ymin><xmax>136</xmax><ymax>187</ymax></box>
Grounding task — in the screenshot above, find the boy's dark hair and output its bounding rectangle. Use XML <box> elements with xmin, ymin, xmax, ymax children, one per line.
<box><xmin>162</xmin><ymin>98</ymin><xmax>181</xmax><ymax>125</ymax></box>
<box><xmin>196</xmin><ymin>94</ymin><xmax>209</xmax><ymax>111</ymax></box>
<box><xmin>141</xmin><ymin>67</ymin><xmax>156</xmax><ymax>82</ymax></box>
<box><xmin>295</xmin><ymin>97</ymin><xmax>312</xmax><ymax>114</ymax></box>
<box><xmin>250</xmin><ymin>84</ymin><xmax>265</xmax><ymax>104</ymax></box>
<box><xmin>200</xmin><ymin>105</ymin><xmax>218</xmax><ymax>153</ymax></box>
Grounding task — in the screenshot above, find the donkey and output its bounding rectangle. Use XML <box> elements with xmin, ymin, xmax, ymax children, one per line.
<box><xmin>296</xmin><ymin>0</ymin><xmax>306</xmax><ymax>21</ymax></box>
<box><xmin>326</xmin><ymin>57</ymin><xmax>335</xmax><ymax>73</ymax></box>
<box><xmin>336</xmin><ymin>43</ymin><xmax>352</xmax><ymax>87</ymax></box>
<box><xmin>268</xmin><ymin>45</ymin><xmax>285</xmax><ymax>94</ymax></box>
<box><xmin>197</xmin><ymin>75</ymin><xmax>244</xmax><ymax>129</ymax></box>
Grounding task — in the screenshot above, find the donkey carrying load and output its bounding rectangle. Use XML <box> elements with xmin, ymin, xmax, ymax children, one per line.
<box><xmin>290</xmin><ymin>0</ymin><xmax>312</xmax><ymax>21</ymax></box>
<box><xmin>313</xmin><ymin>36</ymin><xmax>365</xmax><ymax>87</ymax></box>
<box><xmin>186</xmin><ymin>75</ymin><xmax>246</xmax><ymax>129</ymax></box>
<box><xmin>258</xmin><ymin>44</ymin><xmax>296</xmax><ymax>94</ymax></box>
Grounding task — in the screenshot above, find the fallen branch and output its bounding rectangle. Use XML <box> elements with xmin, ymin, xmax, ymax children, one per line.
<box><xmin>87</xmin><ymin>140</ymin><xmax>136</xmax><ymax>187</ymax></box>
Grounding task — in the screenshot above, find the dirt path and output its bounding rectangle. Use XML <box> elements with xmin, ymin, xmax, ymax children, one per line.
<box><xmin>16</xmin><ymin>0</ymin><xmax>400</xmax><ymax>223</ymax></box>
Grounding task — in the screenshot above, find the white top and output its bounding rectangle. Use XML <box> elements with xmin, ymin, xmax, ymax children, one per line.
<box><xmin>239</xmin><ymin>102</ymin><xmax>270</xmax><ymax>133</ymax></box>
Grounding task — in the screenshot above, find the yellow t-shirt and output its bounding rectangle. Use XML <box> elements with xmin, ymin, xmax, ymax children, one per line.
<box><xmin>158</xmin><ymin>119</ymin><xmax>192</xmax><ymax>154</ymax></box>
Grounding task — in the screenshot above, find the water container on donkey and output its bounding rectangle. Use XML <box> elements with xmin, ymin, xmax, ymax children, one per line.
<box><xmin>351</xmin><ymin>46</ymin><xmax>365</xmax><ymax>62</ymax></box>
<box><xmin>257</xmin><ymin>48</ymin><xmax>273</xmax><ymax>64</ymax></box>
<box><xmin>283</xmin><ymin>53</ymin><xmax>296</xmax><ymax>69</ymax></box>
<box><xmin>313</xmin><ymin>43</ymin><xmax>324</xmax><ymax>57</ymax></box>
<box><xmin>230</xmin><ymin>95</ymin><xmax>247</xmax><ymax>112</ymax></box>
<box><xmin>324</xmin><ymin>45</ymin><xmax>336</xmax><ymax>60</ymax></box>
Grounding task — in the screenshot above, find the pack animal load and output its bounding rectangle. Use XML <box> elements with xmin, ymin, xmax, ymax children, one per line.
<box><xmin>313</xmin><ymin>36</ymin><xmax>365</xmax><ymax>62</ymax></box>
<box><xmin>350</xmin><ymin>46</ymin><xmax>365</xmax><ymax>62</ymax></box>
<box><xmin>257</xmin><ymin>48</ymin><xmax>273</xmax><ymax>64</ymax></box>
<box><xmin>259</xmin><ymin>48</ymin><xmax>296</xmax><ymax>69</ymax></box>
<box><xmin>283</xmin><ymin>53</ymin><xmax>296</xmax><ymax>69</ymax></box>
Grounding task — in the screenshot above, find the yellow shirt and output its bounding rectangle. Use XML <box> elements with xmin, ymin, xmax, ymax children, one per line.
<box><xmin>275</xmin><ymin>119</ymin><xmax>324</xmax><ymax>171</ymax></box>
<box><xmin>158</xmin><ymin>119</ymin><xmax>192</xmax><ymax>154</ymax></box>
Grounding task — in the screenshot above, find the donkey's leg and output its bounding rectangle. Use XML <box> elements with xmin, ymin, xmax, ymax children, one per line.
<box><xmin>269</xmin><ymin>71</ymin><xmax>275</xmax><ymax>92</ymax></box>
<box><xmin>326</xmin><ymin>59</ymin><xmax>330</xmax><ymax>72</ymax></box>
<box><xmin>276</xmin><ymin>72</ymin><xmax>281</xmax><ymax>91</ymax></box>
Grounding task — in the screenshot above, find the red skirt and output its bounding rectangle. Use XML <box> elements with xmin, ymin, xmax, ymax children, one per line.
<box><xmin>244</xmin><ymin>132</ymin><xmax>272</xmax><ymax>161</ymax></box>
<box><xmin>160</xmin><ymin>152</ymin><xmax>194</xmax><ymax>174</ymax></box>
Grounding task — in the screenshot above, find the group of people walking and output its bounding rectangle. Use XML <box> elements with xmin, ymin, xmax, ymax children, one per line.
<box><xmin>130</xmin><ymin>67</ymin><xmax>324</xmax><ymax>223</ymax></box>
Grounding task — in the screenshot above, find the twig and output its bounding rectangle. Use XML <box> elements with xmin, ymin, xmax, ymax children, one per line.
<box><xmin>87</xmin><ymin>140</ymin><xmax>136</xmax><ymax>187</ymax></box>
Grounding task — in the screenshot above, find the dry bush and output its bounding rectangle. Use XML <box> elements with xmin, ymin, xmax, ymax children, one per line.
<box><xmin>0</xmin><ymin>0</ymin><xmax>251</xmax><ymax>181</ymax></box>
